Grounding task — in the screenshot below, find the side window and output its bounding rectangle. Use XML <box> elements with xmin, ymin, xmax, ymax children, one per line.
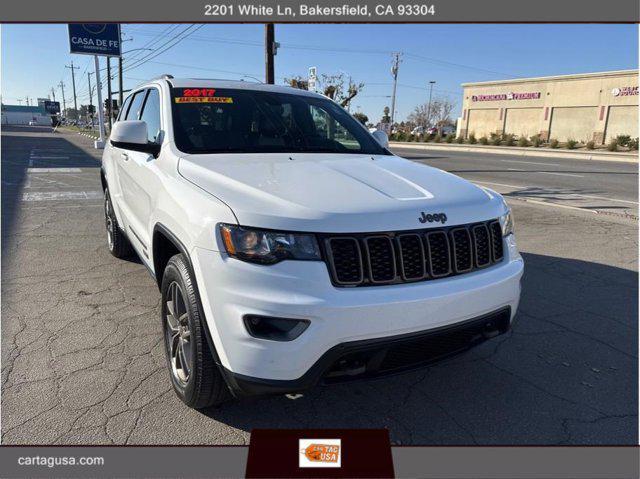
<box><xmin>125</xmin><ymin>90</ymin><xmax>147</xmax><ymax>121</ymax></box>
<box><xmin>116</xmin><ymin>95</ymin><xmax>133</xmax><ymax>122</ymax></box>
<box><xmin>139</xmin><ymin>89</ymin><xmax>161</xmax><ymax>144</ymax></box>
<box><xmin>309</xmin><ymin>104</ymin><xmax>360</xmax><ymax>150</ymax></box>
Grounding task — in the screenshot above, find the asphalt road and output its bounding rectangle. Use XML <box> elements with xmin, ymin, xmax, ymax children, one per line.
<box><xmin>392</xmin><ymin>146</ymin><xmax>639</xmax><ymax>218</ymax></box>
<box><xmin>1</xmin><ymin>126</ymin><xmax>637</xmax><ymax>445</ymax></box>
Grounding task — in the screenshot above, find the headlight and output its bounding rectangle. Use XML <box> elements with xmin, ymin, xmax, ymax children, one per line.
<box><xmin>219</xmin><ymin>224</ymin><xmax>321</xmax><ymax>264</ymax></box>
<box><xmin>500</xmin><ymin>208</ymin><xmax>514</xmax><ymax>236</ymax></box>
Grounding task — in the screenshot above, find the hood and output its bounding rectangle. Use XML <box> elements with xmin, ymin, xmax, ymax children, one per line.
<box><xmin>177</xmin><ymin>153</ymin><xmax>506</xmax><ymax>233</ymax></box>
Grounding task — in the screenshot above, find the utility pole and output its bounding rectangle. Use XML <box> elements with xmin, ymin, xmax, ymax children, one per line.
<box><xmin>50</xmin><ymin>88</ymin><xmax>56</xmax><ymax>102</ymax></box>
<box><xmin>264</xmin><ymin>23</ymin><xmax>276</xmax><ymax>84</ymax></box>
<box><xmin>390</xmin><ymin>52</ymin><xmax>402</xmax><ymax>128</ymax></box>
<box><xmin>65</xmin><ymin>61</ymin><xmax>80</xmax><ymax>115</ymax></box>
<box><xmin>87</xmin><ymin>72</ymin><xmax>94</xmax><ymax>126</ymax></box>
<box><xmin>427</xmin><ymin>80</ymin><xmax>436</xmax><ymax>128</ymax></box>
<box><xmin>106</xmin><ymin>57</ymin><xmax>113</xmax><ymax>129</ymax></box>
<box><xmin>58</xmin><ymin>80</ymin><xmax>67</xmax><ymax>116</ymax></box>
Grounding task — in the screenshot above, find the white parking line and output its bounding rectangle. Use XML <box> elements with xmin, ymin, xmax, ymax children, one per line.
<box><xmin>22</xmin><ymin>191</ymin><xmax>102</xmax><ymax>202</ymax></box>
<box><xmin>27</xmin><ymin>168</ymin><xmax>82</xmax><ymax>173</ymax></box>
<box><xmin>29</xmin><ymin>156</ymin><xmax>70</xmax><ymax>159</ymax></box>
<box><xmin>500</xmin><ymin>159</ymin><xmax>561</xmax><ymax>167</ymax></box>
<box><xmin>474</xmin><ymin>180</ymin><xmax>639</xmax><ymax>205</ymax></box>
<box><xmin>516</xmin><ymin>198</ymin><xmax>598</xmax><ymax>213</ymax></box>
<box><xmin>538</xmin><ymin>171</ymin><xmax>584</xmax><ymax>178</ymax></box>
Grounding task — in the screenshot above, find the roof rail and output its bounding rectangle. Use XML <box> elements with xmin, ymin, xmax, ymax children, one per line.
<box><xmin>151</xmin><ymin>74</ymin><xmax>174</xmax><ymax>81</ymax></box>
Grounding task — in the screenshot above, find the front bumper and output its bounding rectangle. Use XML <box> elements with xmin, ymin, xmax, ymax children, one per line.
<box><xmin>222</xmin><ymin>306</ymin><xmax>511</xmax><ymax>396</ymax></box>
<box><xmin>190</xmin><ymin>235</ymin><xmax>523</xmax><ymax>387</ymax></box>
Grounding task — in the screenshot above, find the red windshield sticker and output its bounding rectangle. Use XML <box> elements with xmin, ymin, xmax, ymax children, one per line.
<box><xmin>182</xmin><ymin>88</ymin><xmax>216</xmax><ymax>97</ymax></box>
<box><xmin>174</xmin><ymin>97</ymin><xmax>233</xmax><ymax>104</ymax></box>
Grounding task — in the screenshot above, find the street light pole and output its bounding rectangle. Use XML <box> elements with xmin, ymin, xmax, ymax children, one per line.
<box><xmin>118</xmin><ymin>27</ymin><xmax>124</xmax><ymax>109</ymax></box>
<box><xmin>106</xmin><ymin>57</ymin><xmax>113</xmax><ymax>130</ymax></box>
<box><xmin>427</xmin><ymin>80</ymin><xmax>436</xmax><ymax>129</ymax></box>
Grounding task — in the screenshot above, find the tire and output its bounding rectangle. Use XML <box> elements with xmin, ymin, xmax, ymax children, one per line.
<box><xmin>161</xmin><ymin>254</ymin><xmax>231</xmax><ymax>409</ymax></box>
<box><xmin>104</xmin><ymin>188</ymin><xmax>133</xmax><ymax>259</ymax></box>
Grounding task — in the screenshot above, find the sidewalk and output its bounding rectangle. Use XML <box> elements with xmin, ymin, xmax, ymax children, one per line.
<box><xmin>389</xmin><ymin>141</ymin><xmax>639</xmax><ymax>163</ymax></box>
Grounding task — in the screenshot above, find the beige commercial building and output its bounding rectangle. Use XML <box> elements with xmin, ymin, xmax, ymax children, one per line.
<box><xmin>457</xmin><ymin>70</ymin><xmax>638</xmax><ymax>143</ymax></box>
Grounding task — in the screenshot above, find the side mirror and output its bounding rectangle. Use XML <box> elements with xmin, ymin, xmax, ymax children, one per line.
<box><xmin>110</xmin><ymin>120</ymin><xmax>160</xmax><ymax>157</ymax></box>
<box><xmin>372</xmin><ymin>130</ymin><xmax>389</xmax><ymax>149</ymax></box>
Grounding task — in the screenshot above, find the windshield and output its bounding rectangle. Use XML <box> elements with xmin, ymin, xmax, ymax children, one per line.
<box><xmin>170</xmin><ymin>87</ymin><xmax>389</xmax><ymax>155</ymax></box>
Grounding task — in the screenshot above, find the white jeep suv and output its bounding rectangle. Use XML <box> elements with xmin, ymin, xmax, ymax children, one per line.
<box><xmin>101</xmin><ymin>76</ymin><xmax>523</xmax><ymax>408</ymax></box>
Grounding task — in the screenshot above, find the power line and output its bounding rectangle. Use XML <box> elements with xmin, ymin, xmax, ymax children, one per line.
<box><xmin>147</xmin><ymin>60</ymin><xmax>262</xmax><ymax>80</ymax></box>
<box><xmin>122</xmin><ymin>25</ymin><xmax>204</xmax><ymax>73</ymax></box>
<box><xmin>126</xmin><ymin>28</ymin><xmax>519</xmax><ymax>79</ymax></box>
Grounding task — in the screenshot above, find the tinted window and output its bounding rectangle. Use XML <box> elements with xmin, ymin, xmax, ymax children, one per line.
<box><xmin>170</xmin><ymin>88</ymin><xmax>388</xmax><ymax>155</ymax></box>
<box><xmin>140</xmin><ymin>89</ymin><xmax>161</xmax><ymax>143</ymax></box>
<box><xmin>117</xmin><ymin>95</ymin><xmax>132</xmax><ymax>121</ymax></box>
<box><xmin>125</xmin><ymin>90</ymin><xmax>147</xmax><ymax>121</ymax></box>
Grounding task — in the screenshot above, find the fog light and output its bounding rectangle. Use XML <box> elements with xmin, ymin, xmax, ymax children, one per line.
<box><xmin>243</xmin><ymin>315</ymin><xmax>310</xmax><ymax>341</ymax></box>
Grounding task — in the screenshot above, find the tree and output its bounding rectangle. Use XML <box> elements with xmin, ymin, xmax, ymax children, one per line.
<box><xmin>285</xmin><ymin>76</ymin><xmax>309</xmax><ymax>90</ymax></box>
<box><xmin>407</xmin><ymin>96</ymin><xmax>456</xmax><ymax>131</ymax></box>
<box><xmin>407</xmin><ymin>104</ymin><xmax>430</xmax><ymax>129</ymax></box>
<box><xmin>285</xmin><ymin>72</ymin><xmax>364</xmax><ymax>108</ymax></box>
<box><xmin>352</xmin><ymin>112</ymin><xmax>368</xmax><ymax>125</ymax></box>
<box><xmin>320</xmin><ymin>73</ymin><xmax>364</xmax><ymax>108</ymax></box>
<box><xmin>431</xmin><ymin>98</ymin><xmax>455</xmax><ymax>132</ymax></box>
<box><xmin>381</xmin><ymin>106</ymin><xmax>391</xmax><ymax>124</ymax></box>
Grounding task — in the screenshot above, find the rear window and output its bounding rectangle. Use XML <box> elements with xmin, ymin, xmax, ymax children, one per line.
<box><xmin>170</xmin><ymin>87</ymin><xmax>388</xmax><ymax>156</ymax></box>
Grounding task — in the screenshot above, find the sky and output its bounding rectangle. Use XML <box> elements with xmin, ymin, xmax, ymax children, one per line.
<box><xmin>1</xmin><ymin>24</ymin><xmax>638</xmax><ymax>122</ymax></box>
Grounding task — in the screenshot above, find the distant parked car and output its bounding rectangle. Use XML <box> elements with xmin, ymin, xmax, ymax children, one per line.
<box><xmin>427</xmin><ymin>125</ymin><xmax>456</xmax><ymax>136</ymax></box>
<box><xmin>28</xmin><ymin>120</ymin><xmax>37</xmax><ymax>126</ymax></box>
<box><xmin>411</xmin><ymin>126</ymin><xmax>425</xmax><ymax>135</ymax></box>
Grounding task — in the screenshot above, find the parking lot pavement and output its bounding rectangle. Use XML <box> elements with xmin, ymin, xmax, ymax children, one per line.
<box><xmin>1</xmin><ymin>126</ymin><xmax>637</xmax><ymax>445</ymax></box>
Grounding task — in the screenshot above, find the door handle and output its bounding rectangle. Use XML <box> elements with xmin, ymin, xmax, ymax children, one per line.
<box><xmin>120</xmin><ymin>152</ymin><xmax>129</xmax><ymax>161</ymax></box>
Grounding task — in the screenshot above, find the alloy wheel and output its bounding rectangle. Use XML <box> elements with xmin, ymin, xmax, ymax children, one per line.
<box><xmin>104</xmin><ymin>194</ymin><xmax>114</xmax><ymax>250</ymax></box>
<box><xmin>165</xmin><ymin>281</ymin><xmax>192</xmax><ymax>386</ymax></box>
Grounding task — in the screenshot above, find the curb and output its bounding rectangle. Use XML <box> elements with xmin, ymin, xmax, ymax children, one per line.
<box><xmin>389</xmin><ymin>142</ymin><xmax>639</xmax><ymax>163</ymax></box>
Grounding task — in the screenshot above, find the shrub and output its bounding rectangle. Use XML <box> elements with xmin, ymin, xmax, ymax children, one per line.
<box><xmin>615</xmin><ymin>135</ymin><xmax>631</xmax><ymax>147</ymax></box>
<box><xmin>585</xmin><ymin>140</ymin><xmax>595</xmax><ymax>150</ymax></box>
<box><xmin>549</xmin><ymin>138</ymin><xmax>559</xmax><ymax>149</ymax></box>
<box><xmin>490</xmin><ymin>134</ymin><xmax>502</xmax><ymax>146</ymax></box>
<box><xmin>504</xmin><ymin>134</ymin><xmax>516</xmax><ymax>146</ymax></box>
<box><xmin>607</xmin><ymin>140</ymin><xmax>618</xmax><ymax>152</ymax></box>
<box><xmin>478</xmin><ymin>136</ymin><xmax>489</xmax><ymax>145</ymax></box>
<box><xmin>517</xmin><ymin>137</ymin><xmax>529</xmax><ymax>147</ymax></box>
<box><xmin>468</xmin><ymin>133</ymin><xmax>477</xmax><ymax>144</ymax></box>
<box><xmin>629</xmin><ymin>138</ymin><xmax>639</xmax><ymax>150</ymax></box>
<box><xmin>530</xmin><ymin>135</ymin><xmax>542</xmax><ymax>147</ymax></box>
<box><xmin>396</xmin><ymin>131</ymin><xmax>406</xmax><ymax>142</ymax></box>
<box><xmin>433</xmin><ymin>134</ymin><xmax>442</xmax><ymax>143</ymax></box>
<box><xmin>407</xmin><ymin>134</ymin><xmax>414</xmax><ymax>142</ymax></box>
<box><xmin>455</xmin><ymin>136</ymin><xmax>465</xmax><ymax>144</ymax></box>
<box><xmin>422</xmin><ymin>134</ymin><xmax>431</xmax><ymax>142</ymax></box>
<box><xmin>445</xmin><ymin>133</ymin><xmax>455</xmax><ymax>143</ymax></box>
<box><xmin>566</xmin><ymin>139</ymin><xmax>578</xmax><ymax>150</ymax></box>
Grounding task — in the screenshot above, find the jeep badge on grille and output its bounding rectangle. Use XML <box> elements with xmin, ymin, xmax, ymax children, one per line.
<box><xmin>418</xmin><ymin>212</ymin><xmax>448</xmax><ymax>224</ymax></box>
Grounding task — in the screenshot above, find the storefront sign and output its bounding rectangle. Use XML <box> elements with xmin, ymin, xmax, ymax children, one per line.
<box><xmin>68</xmin><ymin>24</ymin><xmax>121</xmax><ymax>57</ymax></box>
<box><xmin>471</xmin><ymin>92</ymin><xmax>541</xmax><ymax>102</ymax></box>
<box><xmin>611</xmin><ymin>86</ymin><xmax>638</xmax><ymax>97</ymax></box>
